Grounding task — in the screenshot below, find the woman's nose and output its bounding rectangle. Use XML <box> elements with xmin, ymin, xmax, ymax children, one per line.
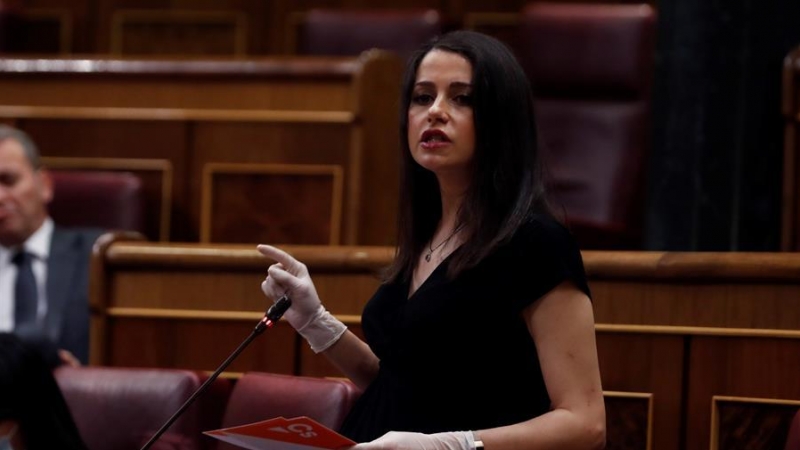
<box><xmin>427</xmin><ymin>97</ymin><xmax>448</xmax><ymax>122</ymax></box>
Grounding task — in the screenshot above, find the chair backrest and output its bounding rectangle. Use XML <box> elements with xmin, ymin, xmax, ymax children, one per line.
<box><xmin>214</xmin><ymin>372</ymin><xmax>360</xmax><ymax>450</ymax></box>
<box><xmin>295</xmin><ymin>8</ymin><xmax>442</xmax><ymax>60</ymax></box>
<box><xmin>787</xmin><ymin>409</ymin><xmax>800</xmax><ymax>450</ymax></box>
<box><xmin>49</xmin><ymin>170</ymin><xmax>146</xmax><ymax>235</ymax></box>
<box><xmin>55</xmin><ymin>366</ymin><xmax>231</xmax><ymax>450</ymax></box>
<box><xmin>517</xmin><ymin>2</ymin><xmax>656</xmax><ymax>248</ymax></box>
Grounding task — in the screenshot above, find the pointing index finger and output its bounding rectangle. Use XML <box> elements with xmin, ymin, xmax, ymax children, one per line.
<box><xmin>257</xmin><ymin>244</ymin><xmax>299</xmax><ymax>271</ymax></box>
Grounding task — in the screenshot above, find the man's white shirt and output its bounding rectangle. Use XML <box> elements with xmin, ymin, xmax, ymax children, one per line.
<box><xmin>0</xmin><ymin>218</ymin><xmax>53</xmax><ymax>331</ymax></box>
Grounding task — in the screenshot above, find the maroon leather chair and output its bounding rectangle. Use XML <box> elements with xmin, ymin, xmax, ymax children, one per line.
<box><xmin>518</xmin><ymin>2</ymin><xmax>656</xmax><ymax>249</ymax></box>
<box><xmin>787</xmin><ymin>409</ymin><xmax>800</xmax><ymax>450</ymax></box>
<box><xmin>49</xmin><ymin>170</ymin><xmax>146</xmax><ymax>235</ymax></box>
<box><xmin>55</xmin><ymin>366</ymin><xmax>232</xmax><ymax>450</ymax></box>
<box><xmin>213</xmin><ymin>372</ymin><xmax>361</xmax><ymax>450</ymax></box>
<box><xmin>295</xmin><ymin>9</ymin><xmax>442</xmax><ymax>60</ymax></box>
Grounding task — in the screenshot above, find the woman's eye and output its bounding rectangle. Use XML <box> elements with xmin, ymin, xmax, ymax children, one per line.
<box><xmin>453</xmin><ymin>94</ymin><xmax>473</xmax><ymax>106</ymax></box>
<box><xmin>412</xmin><ymin>94</ymin><xmax>434</xmax><ymax>105</ymax></box>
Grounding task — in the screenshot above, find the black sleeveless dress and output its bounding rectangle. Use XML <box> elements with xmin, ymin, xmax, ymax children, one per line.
<box><xmin>339</xmin><ymin>215</ymin><xmax>591</xmax><ymax>442</ymax></box>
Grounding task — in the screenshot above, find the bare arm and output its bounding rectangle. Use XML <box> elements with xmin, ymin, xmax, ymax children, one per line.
<box><xmin>322</xmin><ymin>330</ymin><xmax>380</xmax><ymax>390</ymax></box>
<box><xmin>475</xmin><ymin>282</ymin><xmax>606</xmax><ymax>450</ymax></box>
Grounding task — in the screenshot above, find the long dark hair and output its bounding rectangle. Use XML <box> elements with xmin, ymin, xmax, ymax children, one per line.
<box><xmin>0</xmin><ymin>333</ymin><xmax>87</xmax><ymax>450</ymax></box>
<box><xmin>386</xmin><ymin>30</ymin><xmax>551</xmax><ymax>282</ymax></box>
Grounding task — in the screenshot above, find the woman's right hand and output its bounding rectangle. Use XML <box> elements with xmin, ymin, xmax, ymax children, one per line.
<box><xmin>257</xmin><ymin>244</ymin><xmax>347</xmax><ymax>353</ymax></box>
<box><xmin>257</xmin><ymin>244</ymin><xmax>323</xmax><ymax>330</ymax></box>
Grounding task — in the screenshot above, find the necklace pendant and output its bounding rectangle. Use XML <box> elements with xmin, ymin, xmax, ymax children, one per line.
<box><xmin>424</xmin><ymin>253</ymin><xmax>431</xmax><ymax>262</ymax></box>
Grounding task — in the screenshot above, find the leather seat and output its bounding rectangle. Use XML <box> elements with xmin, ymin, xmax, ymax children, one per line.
<box><xmin>49</xmin><ymin>170</ymin><xmax>146</xmax><ymax>235</ymax></box>
<box><xmin>517</xmin><ymin>2</ymin><xmax>657</xmax><ymax>249</ymax></box>
<box><xmin>55</xmin><ymin>366</ymin><xmax>231</xmax><ymax>450</ymax></box>
<box><xmin>295</xmin><ymin>8</ymin><xmax>442</xmax><ymax>60</ymax></box>
<box><xmin>213</xmin><ymin>372</ymin><xmax>361</xmax><ymax>450</ymax></box>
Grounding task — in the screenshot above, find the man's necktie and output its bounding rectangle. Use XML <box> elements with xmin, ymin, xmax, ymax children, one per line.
<box><xmin>12</xmin><ymin>251</ymin><xmax>38</xmax><ymax>330</ymax></box>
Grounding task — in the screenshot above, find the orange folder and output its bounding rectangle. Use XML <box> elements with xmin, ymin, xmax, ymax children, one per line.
<box><xmin>204</xmin><ymin>416</ymin><xmax>356</xmax><ymax>450</ymax></box>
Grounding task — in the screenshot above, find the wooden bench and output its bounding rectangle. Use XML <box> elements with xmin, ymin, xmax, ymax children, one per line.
<box><xmin>0</xmin><ymin>52</ymin><xmax>403</xmax><ymax>245</ymax></box>
<box><xmin>586</xmin><ymin>251</ymin><xmax>800</xmax><ymax>450</ymax></box>
<box><xmin>90</xmin><ymin>236</ymin><xmax>800</xmax><ymax>450</ymax></box>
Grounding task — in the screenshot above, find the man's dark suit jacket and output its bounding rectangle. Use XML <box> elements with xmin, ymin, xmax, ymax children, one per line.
<box><xmin>43</xmin><ymin>226</ymin><xmax>103</xmax><ymax>364</ymax></box>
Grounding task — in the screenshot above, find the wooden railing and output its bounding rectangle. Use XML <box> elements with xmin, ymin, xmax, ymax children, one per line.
<box><xmin>0</xmin><ymin>52</ymin><xmax>403</xmax><ymax>245</ymax></box>
<box><xmin>90</xmin><ymin>237</ymin><xmax>800</xmax><ymax>450</ymax></box>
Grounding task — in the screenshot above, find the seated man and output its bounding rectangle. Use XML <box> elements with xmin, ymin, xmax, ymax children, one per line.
<box><xmin>0</xmin><ymin>125</ymin><xmax>101</xmax><ymax>365</ymax></box>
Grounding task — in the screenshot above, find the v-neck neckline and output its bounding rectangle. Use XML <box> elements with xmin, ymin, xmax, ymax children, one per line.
<box><xmin>406</xmin><ymin>246</ymin><xmax>461</xmax><ymax>301</ymax></box>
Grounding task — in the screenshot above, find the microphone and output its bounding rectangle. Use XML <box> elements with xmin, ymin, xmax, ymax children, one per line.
<box><xmin>139</xmin><ymin>295</ymin><xmax>292</xmax><ymax>450</ymax></box>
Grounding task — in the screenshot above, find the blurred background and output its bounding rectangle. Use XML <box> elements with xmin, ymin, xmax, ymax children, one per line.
<box><xmin>3</xmin><ymin>0</ymin><xmax>800</xmax><ymax>252</ymax></box>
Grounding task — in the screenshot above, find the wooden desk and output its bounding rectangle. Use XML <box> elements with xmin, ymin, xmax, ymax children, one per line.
<box><xmin>91</xmin><ymin>239</ymin><xmax>800</xmax><ymax>450</ymax></box>
<box><xmin>586</xmin><ymin>251</ymin><xmax>800</xmax><ymax>450</ymax></box>
<box><xmin>89</xmin><ymin>235</ymin><xmax>390</xmax><ymax>374</ymax></box>
<box><xmin>0</xmin><ymin>52</ymin><xmax>403</xmax><ymax>245</ymax></box>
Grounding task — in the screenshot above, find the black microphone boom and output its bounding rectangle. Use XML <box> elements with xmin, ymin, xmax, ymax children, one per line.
<box><xmin>139</xmin><ymin>295</ymin><xmax>292</xmax><ymax>450</ymax></box>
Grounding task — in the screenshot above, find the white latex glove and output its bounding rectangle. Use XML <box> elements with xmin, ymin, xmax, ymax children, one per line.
<box><xmin>350</xmin><ymin>431</ymin><xmax>473</xmax><ymax>450</ymax></box>
<box><xmin>257</xmin><ymin>244</ymin><xmax>346</xmax><ymax>353</ymax></box>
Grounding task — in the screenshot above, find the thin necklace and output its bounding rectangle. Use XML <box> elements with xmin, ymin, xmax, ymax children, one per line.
<box><xmin>424</xmin><ymin>224</ymin><xmax>465</xmax><ymax>262</ymax></box>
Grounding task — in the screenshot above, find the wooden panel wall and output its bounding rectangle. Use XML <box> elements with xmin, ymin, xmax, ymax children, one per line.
<box><xmin>200</xmin><ymin>163</ymin><xmax>344</xmax><ymax>244</ymax></box>
<box><xmin>109</xmin><ymin>9</ymin><xmax>249</xmax><ymax>56</ymax></box>
<box><xmin>90</xmin><ymin>240</ymin><xmax>800</xmax><ymax>450</ymax></box>
<box><xmin>0</xmin><ymin>53</ymin><xmax>403</xmax><ymax>245</ymax></box>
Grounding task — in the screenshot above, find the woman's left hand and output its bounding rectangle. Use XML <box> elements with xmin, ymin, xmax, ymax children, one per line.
<box><xmin>349</xmin><ymin>431</ymin><xmax>471</xmax><ymax>450</ymax></box>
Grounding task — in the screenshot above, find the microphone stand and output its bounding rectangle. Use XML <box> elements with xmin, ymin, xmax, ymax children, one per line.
<box><xmin>139</xmin><ymin>295</ymin><xmax>292</xmax><ymax>450</ymax></box>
